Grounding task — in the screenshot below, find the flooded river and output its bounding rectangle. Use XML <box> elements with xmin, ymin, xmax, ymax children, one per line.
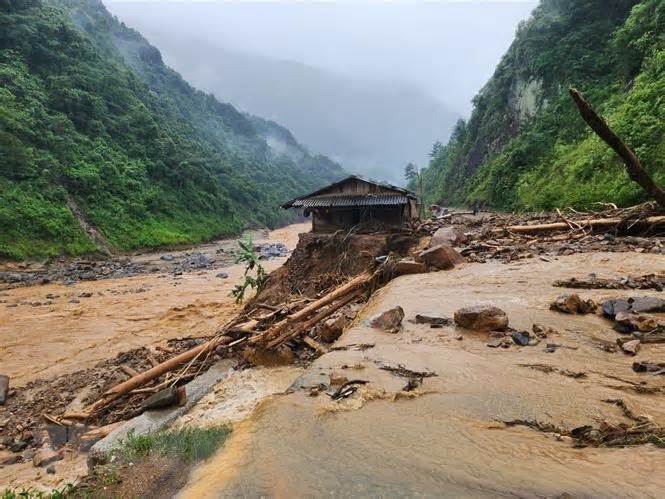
<box><xmin>181</xmin><ymin>252</ymin><xmax>665</xmax><ymax>497</ymax></box>
<box><xmin>0</xmin><ymin>223</ymin><xmax>308</xmax><ymax>386</ymax></box>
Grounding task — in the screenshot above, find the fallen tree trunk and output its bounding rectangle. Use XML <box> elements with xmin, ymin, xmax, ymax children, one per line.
<box><xmin>569</xmin><ymin>88</ymin><xmax>665</xmax><ymax>208</ymax></box>
<box><xmin>250</xmin><ymin>271</ymin><xmax>372</xmax><ymax>345</ymax></box>
<box><xmin>266</xmin><ymin>287</ymin><xmax>364</xmax><ymax>349</ymax></box>
<box><xmin>496</xmin><ymin>215</ymin><xmax>665</xmax><ymax>235</ymax></box>
<box><xmin>65</xmin><ymin>336</ymin><xmax>223</xmax><ymax>419</ymax></box>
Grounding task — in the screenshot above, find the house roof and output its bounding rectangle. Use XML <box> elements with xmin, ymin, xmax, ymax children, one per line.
<box><xmin>281</xmin><ymin>175</ymin><xmax>417</xmax><ymax>209</ymax></box>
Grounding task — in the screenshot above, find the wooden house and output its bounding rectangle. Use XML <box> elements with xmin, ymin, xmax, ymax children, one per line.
<box><xmin>281</xmin><ymin>175</ymin><xmax>420</xmax><ymax>233</ymax></box>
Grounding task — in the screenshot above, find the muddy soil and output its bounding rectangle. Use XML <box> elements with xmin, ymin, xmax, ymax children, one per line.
<box><xmin>181</xmin><ymin>252</ymin><xmax>665</xmax><ymax>497</ymax></box>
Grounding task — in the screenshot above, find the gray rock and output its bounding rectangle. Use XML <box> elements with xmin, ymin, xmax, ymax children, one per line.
<box><xmin>511</xmin><ymin>331</ymin><xmax>531</xmax><ymax>346</ymax></box>
<box><xmin>430</xmin><ymin>226</ymin><xmax>468</xmax><ymax>247</ymax></box>
<box><xmin>602</xmin><ymin>296</ymin><xmax>665</xmax><ymax>318</ymax></box>
<box><xmin>454</xmin><ymin>305</ymin><xmax>509</xmax><ymax>331</ymax></box>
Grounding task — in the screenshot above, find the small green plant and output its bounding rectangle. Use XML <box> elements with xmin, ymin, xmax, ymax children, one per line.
<box><xmin>2</xmin><ymin>484</ymin><xmax>76</xmax><ymax>499</ymax></box>
<box><xmin>230</xmin><ymin>235</ymin><xmax>268</xmax><ymax>303</ymax></box>
<box><xmin>117</xmin><ymin>426</ymin><xmax>230</xmax><ymax>464</ymax></box>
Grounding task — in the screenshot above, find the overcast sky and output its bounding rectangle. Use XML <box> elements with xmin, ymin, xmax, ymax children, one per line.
<box><xmin>105</xmin><ymin>0</ymin><xmax>537</xmax><ymax>116</ymax></box>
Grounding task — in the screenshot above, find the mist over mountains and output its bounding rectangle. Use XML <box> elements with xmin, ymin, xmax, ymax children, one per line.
<box><xmin>105</xmin><ymin>1</ymin><xmax>536</xmax><ymax>184</ymax></box>
<box><xmin>112</xmin><ymin>33</ymin><xmax>459</xmax><ymax>184</ymax></box>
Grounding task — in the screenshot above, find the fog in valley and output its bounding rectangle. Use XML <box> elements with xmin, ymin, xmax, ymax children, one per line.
<box><xmin>105</xmin><ymin>0</ymin><xmax>537</xmax><ymax>184</ymax></box>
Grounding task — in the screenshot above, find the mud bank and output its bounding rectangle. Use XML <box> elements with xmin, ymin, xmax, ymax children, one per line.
<box><xmin>181</xmin><ymin>252</ymin><xmax>665</xmax><ymax>497</ymax></box>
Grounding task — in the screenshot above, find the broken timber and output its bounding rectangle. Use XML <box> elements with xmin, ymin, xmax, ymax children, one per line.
<box><xmin>64</xmin><ymin>266</ymin><xmax>386</xmax><ymax>421</ymax></box>
<box><xmin>569</xmin><ymin>88</ymin><xmax>665</xmax><ymax>208</ymax></box>
<box><xmin>495</xmin><ymin>215</ymin><xmax>665</xmax><ymax>235</ymax></box>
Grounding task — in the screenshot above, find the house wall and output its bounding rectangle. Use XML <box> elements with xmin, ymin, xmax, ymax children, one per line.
<box><xmin>312</xmin><ymin>205</ymin><xmax>404</xmax><ymax>233</ymax></box>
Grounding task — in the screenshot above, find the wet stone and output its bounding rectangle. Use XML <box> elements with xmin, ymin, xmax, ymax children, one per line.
<box><xmin>416</xmin><ymin>244</ymin><xmax>465</xmax><ymax>270</ymax></box>
<box><xmin>511</xmin><ymin>331</ymin><xmax>531</xmax><ymax>346</ymax></box>
<box><xmin>550</xmin><ymin>294</ymin><xmax>597</xmax><ymax>314</ymax></box>
<box><xmin>32</xmin><ymin>448</ymin><xmax>62</xmax><ymax>467</ymax></box>
<box><xmin>395</xmin><ymin>259</ymin><xmax>428</xmax><ymax>276</ymax></box>
<box><xmin>620</xmin><ymin>339</ymin><xmax>641</xmax><ymax>356</ymax></box>
<box><xmin>454</xmin><ymin>304</ymin><xmax>509</xmax><ymax>331</ymax></box>
<box><xmin>0</xmin><ymin>450</ymin><xmax>22</xmax><ymax>465</ymax></box>
<box><xmin>430</xmin><ymin>226</ymin><xmax>468</xmax><ymax>247</ymax></box>
<box><xmin>614</xmin><ymin>312</ymin><xmax>661</xmax><ymax>332</ymax></box>
<box><xmin>414</xmin><ymin>315</ymin><xmax>453</xmax><ymax>327</ymax></box>
<box><xmin>369</xmin><ymin>306</ymin><xmax>405</xmax><ymax>333</ymax></box>
<box><xmin>487</xmin><ymin>337</ymin><xmax>511</xmax><ymax>348</ymax></box>
<box><xmin>602</xmin><ymin>296</ymin><xmax>665</xmax><ymax>318</ymax></box>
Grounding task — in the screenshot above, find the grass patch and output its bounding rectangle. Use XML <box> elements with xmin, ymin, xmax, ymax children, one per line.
<box><xmin>116</xmin><ymin>426</ymin><xmax>231</xmax><ymax>464</ymax></box>
<box><xmin>1</xmin><ymin>484</ymin><xmax>76</xmax><ymax>499</ymax></box>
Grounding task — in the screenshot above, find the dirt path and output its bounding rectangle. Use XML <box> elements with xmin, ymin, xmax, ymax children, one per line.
<box><xmin>0</xmin><ymin>223</ymin><xmax>308</xmax><ymax>386</ymax></box>
<box><xmin>181</xmin><ymin>252</ymin><xmax>665</xmax><ymax>497</ymax></box>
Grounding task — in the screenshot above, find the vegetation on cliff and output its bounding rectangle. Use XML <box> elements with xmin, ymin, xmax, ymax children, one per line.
<box><xmin>416</xmin><ymin>0</ymin><xmax>664</xmax><ymax>210</ymax></box>
<box><xmin>0</xmin><ymin>0</ymin><xmax>343</xmax><ymax>259</ymax></box>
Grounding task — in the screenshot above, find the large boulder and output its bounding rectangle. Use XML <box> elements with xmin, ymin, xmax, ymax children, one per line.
<box><xmin>395</xmin><ymin>259</ymin><xmax>428</xmax><ymax>276</ymax></box>
<box><xmin>416</xmin><ymin>244</ymin><xmax>465</xmax><ymax>270</ymax></box>
<box><xmin>430</xmin><ymin>226</ymin><xmax>468</xmax><ymax>247</ymax></box>
<box><xmin>454</xmin><ymin>305</ymin><xmax>509</xmax><ymax>331</ymax></box>
<box><xmin>602</xmin><ymin>296</ymin><xmax>665</xmax><ymax>318</ymax></box>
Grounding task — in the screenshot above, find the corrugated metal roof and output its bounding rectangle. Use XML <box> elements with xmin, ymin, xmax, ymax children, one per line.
<box><xmin>292</xmin><ymin>194</ymin><xmax>408</xmax><ymax>208</ymax></box>
<box><xmin>281</xmin><ymin>175</ymin><xmax>417</xmax><ymax>209</ymax></box>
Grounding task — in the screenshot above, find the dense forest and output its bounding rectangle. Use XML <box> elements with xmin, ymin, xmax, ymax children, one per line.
<box><xmin>415</xmin><ymin>0</ymin><xmax>664</xmax><ymax>211</ymax></box>
<box><xmin>0</xmin><ymin>0</ymin><xmax>344</xmax><ymax>259</ymax></box>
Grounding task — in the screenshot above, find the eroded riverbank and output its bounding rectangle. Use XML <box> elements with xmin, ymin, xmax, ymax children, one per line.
<box><xmin>181</xmin><ymin>252</ymin><xmax>665</xmax><ymax>497</ymax></box>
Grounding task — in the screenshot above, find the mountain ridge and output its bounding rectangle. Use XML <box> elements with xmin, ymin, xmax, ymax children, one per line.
<box><xmin>416</xmin><ymin>0</ymin><xmax>664</xmax><ymax>210</ymax></box>
<box><xmin>0</xmin><ymin>0</ymin><xmax>344</xmax><ymax>259</ymax></box>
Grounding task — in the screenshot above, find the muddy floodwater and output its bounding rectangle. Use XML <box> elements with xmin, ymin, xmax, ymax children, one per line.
<box><xmin>182</xmin><ymin>252</ymin><xmax>665</xmax><ymax>497</ymax></box>
<box><xmin>0</xmin><ymin>223</ymin><xmax>307</xmax><ymax>386</ymax></box>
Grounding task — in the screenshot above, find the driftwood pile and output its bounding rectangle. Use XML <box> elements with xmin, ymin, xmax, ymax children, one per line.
<box><xmin>403</xmin><ymin>201</ymin><xmax>665</xmax><ymax>265</ymax></box>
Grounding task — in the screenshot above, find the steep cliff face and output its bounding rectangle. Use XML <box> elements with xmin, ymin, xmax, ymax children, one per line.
<box><xmin>418</xmin><ymin>0</ymin><xmax>664</xmax><ymax>210</ymax></box>
<box><xmin>0</xmin><ymin>0</ymin><xmax>344</xmax><ymax>259</ymax></box>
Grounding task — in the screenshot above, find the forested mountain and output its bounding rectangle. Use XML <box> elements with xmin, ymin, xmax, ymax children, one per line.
<box><xmin>111</xmin><ymin>34</ymin><xmax>459</xmax><ymax>184</ymax></box>
<box><xmin>416</xmin><ymin>0</ymin><xmax>664</xmax><ymax>210</ymax></box>
<box><xmin>0</xmin><ymin>0</ymin><xmax>344</xmax><ymax>259</ymax></box>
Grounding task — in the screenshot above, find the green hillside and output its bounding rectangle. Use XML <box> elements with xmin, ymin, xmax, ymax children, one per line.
<box><xmin>416</xmin><ymin>0</ymin><xmax>664</xmax><ymax>211</ymax></box>
<box><xmin>0</xmin><ymin>0</ymin><xmax>344</xmax><ymax>259</ymax></box>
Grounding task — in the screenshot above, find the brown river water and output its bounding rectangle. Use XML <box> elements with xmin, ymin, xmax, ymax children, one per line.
<box><xmin>181</xmin><ymin>252</ymin><xmax>665</xmax><ymax>498</ymax></box>
<box><xmin>0</xmin><ymin>223</ymin><xmax>308</xmax><ymax>386</ymax></box>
